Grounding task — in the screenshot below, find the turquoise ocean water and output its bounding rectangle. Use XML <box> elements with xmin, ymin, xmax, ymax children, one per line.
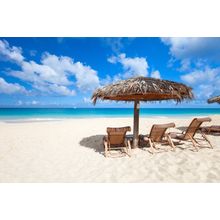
<box><xmin>0</xmin><ymin>108</ymin><xmax>220</xmax><ymax>120</ymax></box>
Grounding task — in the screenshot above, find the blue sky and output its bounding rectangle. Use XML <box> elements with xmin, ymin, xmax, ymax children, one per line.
<box><xmin>0</xmin><ymin>37</ymin><xmax>220</xmax><ymax>108</ymax></box>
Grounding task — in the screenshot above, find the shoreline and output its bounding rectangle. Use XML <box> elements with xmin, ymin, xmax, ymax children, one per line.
<box><xmin>0</xmin><ymin>114</ymin><xmax>220</xmax><ymax>123</ymax></box>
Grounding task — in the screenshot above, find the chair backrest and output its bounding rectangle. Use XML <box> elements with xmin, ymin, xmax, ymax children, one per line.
<box><xmin>149</xmin><ymin>123</ymin><xmax>175</xmax><ymax>142</ymax></box>
<box><xmin>107</xmin><ymin>126</ymin><xmax>131</xmax><ymax>145</ymax></box>
<box><xmin>183</xmin><ymin>117</ymin><xmax>211</xmax><ymax>140</ymax></box>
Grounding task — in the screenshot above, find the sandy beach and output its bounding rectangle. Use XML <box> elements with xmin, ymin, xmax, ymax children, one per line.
<box><xmin>0</xmin><ymin>115</ymin><xmax>220</xmax><ymax>182</ymax></box>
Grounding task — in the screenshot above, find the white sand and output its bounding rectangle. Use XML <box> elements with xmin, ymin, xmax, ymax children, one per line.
<box><xmin>0</xmin><ymin>115</ymin><xmax>220</xmax><ymax>182</ymax></box>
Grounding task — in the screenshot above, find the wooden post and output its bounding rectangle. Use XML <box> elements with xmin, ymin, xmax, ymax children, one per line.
<box><xmin>133</xmin><ymin>100</ymin><xmax>140</xmax><ymax>148</ymax></box>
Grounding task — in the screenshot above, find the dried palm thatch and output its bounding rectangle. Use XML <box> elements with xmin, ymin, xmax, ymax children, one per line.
<box><xmin>92</xmin><ymin>77</ymin><xmax>193</xmax><ymax>104</ymax></box>
<box><xmin>207</xmin><ymin>95</ymin><xmax>220</xmax><ymax>104</ymax></box>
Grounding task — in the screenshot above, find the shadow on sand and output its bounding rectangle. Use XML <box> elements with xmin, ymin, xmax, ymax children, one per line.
<box><xmin>79</xmin><ymin>135</ymin><xmax>105</xmax><ymax>155</ymax></box>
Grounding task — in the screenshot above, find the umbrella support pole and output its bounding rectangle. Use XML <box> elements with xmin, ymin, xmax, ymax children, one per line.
<box><xmin>133</xmin><ymin>100</ymin><xmax>140</xmax><ymax>148</ymax></box>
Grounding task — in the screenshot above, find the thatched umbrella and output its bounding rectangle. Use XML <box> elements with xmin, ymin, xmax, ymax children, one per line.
<box><xmin>207</xmin><ymin>95</ymin><xmax>220</xmax><ymax>104</ymax></box>
<box><xmin>91</xmin><ymin>77</ymin><xmax>193</xmax><ymax>148</ymax></box>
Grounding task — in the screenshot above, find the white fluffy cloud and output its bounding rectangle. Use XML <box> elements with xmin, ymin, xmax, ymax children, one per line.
<box><xmin>48</xmin><ymin>84</ymin><xmax>76</xmax><ymax>96</ymax></box>
<box><xmin>69</xmin><ymin>61</ymin><xmax>100</xmax><ymax>91</ymax></box>
<box><xmin>0</xmin><ymin>40</ymin><xmax>24</xmax><ymax>63</ymax></box>
<box><xmin>107</xmin><ymin>53</ymin><xmax>162</xmax><ymax>82</ymax></box>
<box><xmin>162</xmin><ymin>38</ymin><xmax>220</xmax><ymax>60</ymax></box>
<box><xmin>151</xmin><ymin>70</ymin><xmax>161</xmax><ymax>79</ymax></box>
<box><xmin>0</xmin><ymin>77</ymin><xmax>27</xmax><ymax>94</ymax></box>
<box><xmin>181</xmin><ymin>67</ymin><xmax>220</xmax><ymax>99</ymax></box>
<box><xmin>11</xmin><ymin>60</ymin><xmax>71</xmax><ymax>86</ymax></box>
<box><xmin>181</xmin><ymin>67</ymin><xmax>219</xmax><ymax>85</ymax></box>
<box><xmin>108</xmin><ymin>53</ymin><xmax>149</xmax><ymax>78</ymax></box>
<box><xmin>161</xmin><ymin>37</ymin><xmax>220</xmax><ymax>70</ymax></box>
<box><xmin>9</xmin><ymin>59</ymin><xmax>76</xmax><ymax>96</ymax></box>
<box><xmin>1</xmin><ymin>40</ymin><xmax>100</xmax><ymax>96</ymax></box>
<box><xmin>162</xmin><ymin>37</ymin><xmax>220</xmax><ymax>101</ymax></box>
<box><xmin>42</xmin><ymin>53</ymin><xmax>100</xmax><ymax>91</ymax></box>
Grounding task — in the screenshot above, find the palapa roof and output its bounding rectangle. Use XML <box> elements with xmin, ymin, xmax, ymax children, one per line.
<box><xmin>207</xmin><ymin>95</ymin><xmax>220</xmax><ymax>104</ymax></box>
<box><xmin>92</xmin><ymin>77</ymin><xmax>193</xmax><ymax>104</ymax></box>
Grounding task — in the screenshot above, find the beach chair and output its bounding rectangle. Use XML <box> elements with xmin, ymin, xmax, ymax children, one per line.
<box><xmin>169</xmin><ymin>117</ymin><xmax>213</xmax><ymax>151</ymax></box>
<box><xmin>140</xmin><ymin>123</ymin><xmax>176</xmax><ymax>154</ymax></box>
<box><xmin>103</xmin><ymin>126</ymin><xmax>132</xmax><ymax>157</ymax></box>
<box><xmin>201</xmin><ymin>125</ymin><xmax>220</xmax><ymax>135</ymax></box>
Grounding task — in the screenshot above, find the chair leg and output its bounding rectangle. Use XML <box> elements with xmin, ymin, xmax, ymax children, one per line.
<box><xmin>167</xmin><ymin>134</ymin><xmax>176</xmax><ymax>152</ymax></box>
<box><xmin>148</xmin><ymin>139</ymin><xmax>154</xmax><ymax>154</ymax></box>
<box><xmin>197</xmin><ymin>130</ymin><xmax>213</xmax><ymax>149</ymax></box>
<box><xmin>127</xmin><ymin>139</ymin><xmax>132</xmax><ymax>157</ymax></box>
<box><xmin>124</xmin><ymin>141</ymin><xmax>131</xmax><ymax>157</ymax></box>
<box><xmin>103</xmin><ymin>140</ymin><xmax>109</xmax><ymax>157</ymax></box>
<box><xmin>186</xmin><ymin>134</ymin><xmax>199</xmax><ymax>151</ymax></box>
<box><xmin>201</xmin><ymin>132</ymin><xmax>213</xmax><ymax>149</ymax></box>
<box><xmin>193</xmin><ymin>138</ymin><xmax>200</xmax><ymax>145</ymax></box>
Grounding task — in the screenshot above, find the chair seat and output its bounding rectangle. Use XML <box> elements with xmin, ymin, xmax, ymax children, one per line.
<box><xmin>169</xmin><ymin>132</ymin><xmax>185</xmax><ymax>140</ymax></box>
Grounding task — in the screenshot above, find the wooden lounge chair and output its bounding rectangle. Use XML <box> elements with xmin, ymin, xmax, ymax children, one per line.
<box><xmin>139</xmin><ymin>123</ymin><xmax>176</xmax><ymax>154</ymax></box>
<box><xmin>103</xmin><ymin>126</ymin><xmax>132</xmax><ymax>157</ymax></box>
<box><xmin>169</xmin><ymin>117</ymin><xmax>213</xmax><ymax>151</ymax></box>
<box><xmin>201</xmin><ymin>125</ymin><xmax>220</xmax><ymax>134</ymax></box>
